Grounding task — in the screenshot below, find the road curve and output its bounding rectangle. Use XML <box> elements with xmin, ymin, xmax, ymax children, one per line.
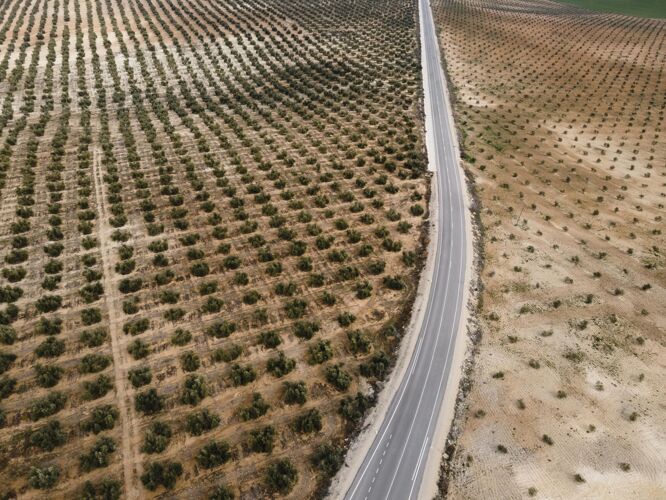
<box><xmin>344</xmin><ymin>0</ymin><xmax>467</xmax><ymax>498</ymax></box>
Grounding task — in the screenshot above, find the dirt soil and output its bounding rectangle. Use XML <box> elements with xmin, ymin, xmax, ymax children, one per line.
<box><xmin>432</xmin><ymin>0</ymin><xmax>666</xmax><ymax>498</ymax></box>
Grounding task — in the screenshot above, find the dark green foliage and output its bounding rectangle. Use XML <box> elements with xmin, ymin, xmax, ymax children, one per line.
<box><xmin>266</xmin><ymin>351</ymin><xmax>295</xmax><ymax>378</ymax></box>
<box><xmin>81</xmin><ymin>308</ymin><xmax>102</xmax><ymax>325</ymax></box>
<box><xmin>30</xmin><ymin>420</ymin><xmax>66</xmax><ymax>451</ymax></box>
<box><xmin>186</xmin><ymin>409</ymin><xmax>220</xmax><ymax>436</ymax></box>
<box><xmin>360</xmin><ymin>352</ymin><xmax>391</xmax><ymax>380</ymax></box>
<box><xmin>197</xmin><ymin>440</ymin><xmax>232</xmax><ymax>468</ymax></box>
<box><xmin>230</xmin><ymin>364</ymin><xmax>256</xmax><ymax>386</ymax></box>
<box><xmin>265</xmin><ymin>459</ymin><xmax>298</xmax><ymax>495</ymax></box>
<box><xmin>368</xmin><ymin>260</ymin><xmax>386</xmax><ymax>275</ymax></box>
<box><xmin>293</xmin><ymin>320</ymin><xmax>320</xmax><ymax>340</ymax></box>
<box><xmin>2</xmin><ymin>266</ymin><xmax>28</xmax><ymax>283</ymax></box>
<box><xmin>209</xmin><ymin>483</ymin><xmax>235</xmax><ymax>500</ymax></box>
<box><xmin>339</xmin><ymin>392</ymin><xmax>372</xmax><ymax>422</ymax></box>
<box><xmin>181</xmin><ymin>374</ymin><xmax>208</xmax><ymax>406</ymax></box>
<box><xmin>206</xmin><ymin>320</ymin><xmax>236</xmax><ymax>339</ymax></box>
<box><xmin>82</xmin><ymin>374</ymin><xmax>113</xmax><ymax>400</ymax></box>
<box><xmin>337</xmin><ymin>312</ymin><xmax>356</xmax><ymax>327</ymax></box>
<box><xmin>80</xmin><ymin>282</ymin><xmax>104</xmax><ymax>303</ymax></box>
<box><xmin>311</xmin><ymin>443</ymin><xmax>345</xmax><ymax>477</ymax></box>
<box><xmin>171</xmin><ymin>328</ymin><xmax>192</xmax><ymax>346</ymax></box>
<box><xmin>308</xmin><ymin>340</ymin><xmax>333</xmax><ymax>364</ymax></box>
<box><xmin>142</xmin><ymin>421</ymin><xmax>172</xmax><ymax>454</ymax></box>
<box><xmin>79</xmin><ymin>478</ymin><xmax>122</xmax><ymax>500</ymax></box>
<box><xmin>80</xmin><ymin>437</ymin><xmax>116</xmax><ymax>472</ymax></box>
<box><xmin>355</xmin><ymin>280</ymin><xmax>373</xmax><ymax>299</ymax></box>
<box><xmin>293</xmin><ymin>408</ymin><xmax>322</xmax><ymax>433</ymax></box>
<box><xmin>79</xmin><ymin>328</ymin><xmax>107</xmax><ymax>348</ymax></box>
<box><xmin>259</xmin><ymin>330</ymin><xmax>281</xmax><ymax>348</ymax></box>
<box><xmin>410</xmin><ymin>204</ymin><xmax>424</xmax><ymax>216</ymax></box>
<box><xmin>347</xmin><ymin>330</ymin><xmax>370</xmax><ymax>354</ymax></box>
<box><xmin>128</xmin><ymin>367</ymin><xmax>152</xmax><ymax>388</ymax></box>
<box><xmin>274</xmin><ymin>281</ymin><xmax>298</xmax><ymax>297</ymax></box>
<box><xmin>140</xmin><ymin>461</ymin><xmax>183</xmax><ymax>491</ymax></box>
<box><xmin>0</xmin><ymin>376</ymin><xmax>16</xmax><ymax>400</ymax></box>
<box><xmin>35</xmin><ymin>295</ymin><xmax>62</xmax><ymax>313</ymax></box>
<box><xmin>0</xmin><ymin>285</ymin><xmax>23</xmax><ymax>303</ymax></box>
<box><xmin>211</xmin><ymin>344</ymin><xmax>242</xmax><ymax>363</ymax></box>
<box><xmin>239</xmin><ymin>393</ymin><xmax>269</xmax><ymax>421</ymax></box>
<box><xmin>128</xmin><ymin>339</ymin><xmax>150</xmax><ymax>359</ymax></box>
<box><xmin>36</xmin><ymin>316</ymin><xmax>62</xmax><ymax>336</ymax></box>
<box><xmin>28</xmin><ymin>465</ymin><xmax>60</xmax><ymax>489</ymax></box>
<box><xmin>35</xmin><ymin>364</ymin><xmax>63</xmax><ymax>388</ymax></box>
<box><xmin>325</xmin><ymin>364</ymin><xmax>352</xmax><ymax>391</ymax></box>
<box><xmin>242</xmin><ymin>291</ymin><xmax>261</xmax><ymax>305</ymax></box>
<box><xmin>135</xmin><ymin>389</ymin><xmax>163</xmax><ymax>415</ymax></box>
<box><xmin>79</xmin><ymin>353</ymin><xmax>111</xmax><ymax>374</ymax></box>
<box><xmin>199</xmin><ymin>281</ymin><xmax>218</xmax><ymax>296</ymax></box>
<box><xmin>383</xmin><ymin>275</ymin><xmax>406</xmax><ymax>290</ymax></box>
<box><xmin>35</xmin><ymin>337</ymin><xmax>65</xmax><ymax>358</ymax></box>
<box><xmin>0</xmin><ymin>325</ymin><xmax>17</xmax><ymax>345</ymax></box>
<box><xmin>201</xmin><ymin>296</ymin><xmax>224</xmax><ymax>313</ymax></box>
<box><xmin>29</xmin><ymin>392</ymin><xmax>67</xmax><ymax>421</ymax></box>
<box><xmin>0</xmin><ymin>351</ymin><xmax>16</xmax><ymax>374</ymax></box>
<box><xmin>123</xmin><ymin>318</ymin><xmax>150</xmax><ymax>336</ymax></box>
<box><xmin>118</xmin><ymin>278</ymin><xmax>142</xmax><ymax>294</ymax></box>
<box><xmin>284</xmin><ymin>299</ymin><xmax>307</xmax><ymax>319</ymax></box>
<box><xmin>248</xmin><ymin>425</ymin><xmax>276</xmax><ymax>453</ymax></box>
<box><xmin>0</xmin><ymin>304</ymin><xmax>19</xmax><ymax>325</ymax></box>
<box><xmin>190</xmin><ymin>262</ymin><xmax>210</xmax><ymax>277</ymax></box>
<box><xmin>283</xmin><ymin>381</ymin><xmax>307</xmax><ymax>405</ymax></box>
<box><xmin>81</xmin><ymin>405</ymin><xmax>119</xmax><ymax>434</ymax></box>
<box><xmin>180</xmin><ymin>351</ymin><xmax>200</xmax><ymax>372</ymax></box>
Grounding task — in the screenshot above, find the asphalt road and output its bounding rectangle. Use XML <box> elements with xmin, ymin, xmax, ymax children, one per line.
<box><xmin>344</xmin><ymin>0</ymin><xmax>467</xmax><ymax>498</ymax></box>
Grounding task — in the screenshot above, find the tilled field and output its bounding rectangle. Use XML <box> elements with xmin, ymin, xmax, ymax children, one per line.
<box><xmin>0</xmin><ymin>0</ymin><xmax>428</xmax><ymax>497</ymax></box>
<box><xmin>433</xmin><ymin>0</ymin><xmax>665</xmax><ymax>498</ymax></box>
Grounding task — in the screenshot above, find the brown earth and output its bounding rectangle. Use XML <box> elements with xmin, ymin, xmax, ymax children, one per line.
<box><xmin>432</xmin><ymin>0</ymin><xmax>666</xmax><ymax>498</ymax></box>
<box><xmin>0</xmin><ymin>0</ymin><xmax>429</xmax><ymax>498</ymax></box>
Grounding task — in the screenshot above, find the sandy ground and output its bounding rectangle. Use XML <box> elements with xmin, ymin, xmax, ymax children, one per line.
<box><xmin>432</xmin><ymin>0</ymin><xmax>666</xmax><ymax>498</ymax></box>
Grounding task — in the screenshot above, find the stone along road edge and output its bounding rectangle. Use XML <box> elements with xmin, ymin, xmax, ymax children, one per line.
<box><xmin>332</xmin><ymin>0</ymin><xmax>472</xmax><ymax>498</ymax></box>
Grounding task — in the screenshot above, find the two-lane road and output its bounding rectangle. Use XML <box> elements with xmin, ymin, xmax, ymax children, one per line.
<box><xmin>344</xmin><ymin>0</ymin><xmax>468</xmax><ymax>498</ymax></box>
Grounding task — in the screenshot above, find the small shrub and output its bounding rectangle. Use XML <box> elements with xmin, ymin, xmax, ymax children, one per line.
<box><xmin>197</xmin><ymin>440</ymin><xmax>232</xmax><ymax>469</ymax></box>
<box><xmin>141</xmin><ymin>461</ymin><xmax>183</xmax><ymax>491</ymax></box>
<box><xmin>283</xmin><ymin>381</ymin><xmax>307</xmax><ymax>405</ymax></box>
<box><xmin>239</xmin><ymin>393</ymin><xmax>269</xmax><ymax>421</ymax></box>
<box><xmin>80</xmin><ymin>437</ymin><xmax>116</xmax><ymax>471</ymax></box>
<box><xmin>81</xmin><ymin>405</ymin><xmax>118</xmax><ymax>434</ymax></box>
<box><xmin>82</xmin><ymin>374</ymin><xmax>113</xmax><ymax>400</ymax></box>
<box><xmin>29</xmin><ymin>392</ymin><xmax>67</xmax><ymax>421</ymax></box>
<box><xmin>230</xmin><ymin>364</ymin><xmax>256</xmax><ymax>386</ymax></box>
<box><xmin>79</xmin><ymin>353</ymin><xmax>111</xmax><ymax>374</ymax></box>
<box><xmin>28</xmin><ymin>465</ymin><xmax>60</xmax><ymax>489</ymax></box>
<box><xmin>311</xmin><ymin>443</ymin><xmax>345</xmax><ymax>477</ymax></box>
<box><xmin>185</xmin><ymin>409</ymin><xmax>220</xmax><ymax>436</ymax></box>
<box><xmin>180</xmin><ymin>351</ymin><xmax>201</xmax><ymax>372</ymax></box>
<box><xmin>265</xmin><ymin>459</ymin><xmax>298</xmax><ymax>495</ymax></box>
<box><xmin>325</xmin><ymin>364</ymin><xmax>352</xmax><ymax>391</ymax></box>
<box><xmin>35</xmin><ymin>337</ymin><xmax>65</xmax><ymax>358</ymax></box>
<box><xmin>181</xmin><ymin>374</ymin><xmax>208</xmax><ymax>406</ymax></box>
<box><xmin>135</xmin><ymin>389</ymin><xmax>163</xmax><ymax>415</ymax></box>
<box><xmin>248</xmin><ymin>425</ymin><xmax>276</xmax><ymax>453</ymax></box>
<box><xmin>128</xmin><ymin>367</ymin><xmax>152</xmax><ymax>388</ymax></box>
<box><xmin>30</xmin><ymin>420</ymin><xmax>66</xmax><ymax>451</ymax></box>
<box><xmin>267</xmin><ymin>352</ymin><xmax>296</xmax><ymax>378</ymax></box>
<box><xmin>142</xmin><ymin>422</ymin><xmax>172</xmax><ymax>454</ymax></box>
<box><xmin>293</xmin><ymin>408</ymin><xmax>322</xmax><ymax>433</ymax></box>
<box><xmin>339</xmin><ymin>392</ymin><xmax>371</xmax><ymax>422</ymax></box>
